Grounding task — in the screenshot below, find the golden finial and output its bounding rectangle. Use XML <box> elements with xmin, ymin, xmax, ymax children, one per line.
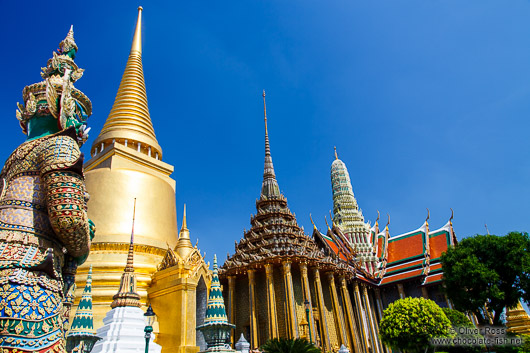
<box><xmin>131</xmin><ymin>7</ymin><xmax>143</xmax><ymax>54</ymax></box>
<box><xmin>329</xmin><ymin>210</ymin><xmax>335</xmax><ymax>226</ymax></box>
<box><xmin>386</xmin><ymin>213</ymin><xmax>390</xmax><ymax>228</ymax></box>
<box><xmin>334</xmin><ymin>146</ymin><xmax>338</xmax><ymax>160</ymax></box>
<box><xmin>449</xmin><ymin>208</ymin><xmax>454</xmax><ymax>223</ymax></box>
<box><xmin>181</xmin><ymin>204</ymin><xmax>188</xmax><ymax>231</ymax></box>
<box><xmin>425</xmin><ymin>208</ymin><xmax>430</xmax><ymax>223</ymax></box>
<box><xmin>324</xmin><ymin>216</ymin><xmax>330</xmax><ymax>230</ymax></box>
<box><xmin>375</xmin><ymin>210</ymin><xmax>380</xmax><ymax>224</ymax></box>
<box><xmin>263</xmin><ymin>90</ymin><xmax>268</xmax><ymax>135</ymax></box>
<box><xmin>309</xmin><ymin>214</ymin><xmax>317</xmax><ymax>230</ymax></box>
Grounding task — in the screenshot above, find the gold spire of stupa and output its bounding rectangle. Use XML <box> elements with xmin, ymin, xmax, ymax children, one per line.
<box><xmin>92</xmin><ymin>6</ymin><xmax>162</xmax><ymax>159</ymax></box>
<box><xmin>175</xmin><ymin>204</ymin><xmax>193</xmax><ymax>259</ymax></box>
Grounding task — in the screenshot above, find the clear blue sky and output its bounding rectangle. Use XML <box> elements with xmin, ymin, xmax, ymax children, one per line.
<box><xmin>1</xmin><ymin>1</ymin><xmax>529</xmax><ymax>265</ymax></box>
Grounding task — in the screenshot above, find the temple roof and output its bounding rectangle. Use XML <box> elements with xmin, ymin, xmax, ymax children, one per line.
<box><xmin>312</xmin><ymin>213</ymin><xmax>456</xmax><ymax>287</ymax></box>
<box><xmin>92</xmin><ymin>7</ymin><xmax>162</xmax><ymax>158</ymax></box>
<box><xmin>222</xmin><ymin>94</ymin><xmax>329</xmax><ymax>274</ymax></box>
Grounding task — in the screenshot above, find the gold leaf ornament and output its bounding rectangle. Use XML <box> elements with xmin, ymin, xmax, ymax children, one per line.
<box><xmin>45</xmin><ymin>79</ymin><xmax>59</xmax><ymax>119</ymax></box>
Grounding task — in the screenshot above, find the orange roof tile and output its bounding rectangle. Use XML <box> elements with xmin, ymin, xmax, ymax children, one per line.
<box><xmin>388</xmin><ymin>232</ymin><xmax>425</xmax><ymax>264</ymax></box>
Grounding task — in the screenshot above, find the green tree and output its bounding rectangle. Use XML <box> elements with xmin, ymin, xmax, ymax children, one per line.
<box><xmin>260</xmin><ymin>338</ymin><xmax>320</xmax><ymax>353</ymax></box>
<box><xmin>441</xmin><ymin>232</ymin><xmax>530</xmax><ymax>325</ymax></box>
<box><xmin>379</xmin><ymin>297</ymin><xmax>451</xmax><ymax>353</ymax></box>
<box><xmin>441</xmin><ymin>308</ymin><xmax>482</xmax><ymax>353</ymax></box>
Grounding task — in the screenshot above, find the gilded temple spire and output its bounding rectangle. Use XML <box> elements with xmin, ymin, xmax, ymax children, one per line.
<box><xmin>176</xmin><ymin>204</ymin><xmax>193</xmax><ymax>259</ymax></box>
<box><xmin>92</xmin><ymin>6</ymin><xmax>162</xmax><ymax>159</ymax></box>
<box><xmin>131</xmin><ymin>7</ymin><xmax>143</xmax><ymax>54</ymax></box>
<box><xmin>261</xmin><ymin>90</ymin><xmax>280</xmax><ymax>199</ymax></box>
<box><xmin>111</xmin><ymin>199</ymin><xmax>141</xmax><ymax>308</ymax></box>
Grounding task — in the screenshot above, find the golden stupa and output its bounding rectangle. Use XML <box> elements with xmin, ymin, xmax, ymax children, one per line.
<box><xmin>506</xmin><ymin>301</ymin><xmax>530</xmax><ymax>335</ymax></box>
<box><xmin>75</xmin><ymin>6</ymin><xmax>179</xmax><ymax>327</ymax></box>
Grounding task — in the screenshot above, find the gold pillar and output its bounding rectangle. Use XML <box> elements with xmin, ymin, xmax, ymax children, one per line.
<box><xmin>339</xmin><ymin>276</ymin><xmax>360</xmax><ymax>353</ymax></box>
<box><xmin>421</xmin><ymin>286</ymin><xmax>429</xmax><ymax>299</ymax></box>
<box><xmin>326</xmin><ymin>272</ymin><xmax>348</xmax><ymax>348</ymax></box>
<box><xmin>282</xmin><ymin>261</ymin><xmax>299</xmax><ymax>338</ymax></box>
<box><xmin>313</xmin><ymin>268</ymin><xmax>331</xmax><ymax>352</ymax></box>
<box><xmin>397</xmin><ymin>283</ymin><xmax>405</xmax><ymax>299</ymax></box>
<box><xmin>373</xmin><ymin>289</ymin><xmax>389</xmax><ymax>353</ymax></box>
<box><xmin>363</xmin><ymin>286</ymin><xmax>382</xmax><ymax>353</ymax></box>
<box><xmin>300</xmin><ymin>263</ymin><xmax>317</xmax><ymax>344</ymax></box>
<box><xmin>149</xmin><ymin>268</ymin><xmax>202</xmax><ymax>353</ymax></box>
<box><xmin>248</xmin><ymin>269</ymin><xmax>259</xmax><ymax>348</ymax></box>
<box><xmin>228</xmin><ymin>275</ymin><xmax>236</xmax><ymax>346</ymax></box>
<box><xmin>265</xmin><ymin>264</ymin><xmax>279</xmax><ymax>338</ymax></box>
<box><xmin>353</xmin><ymin>282</ymin><xmax>371</xmax><ymax>353</ymax></box>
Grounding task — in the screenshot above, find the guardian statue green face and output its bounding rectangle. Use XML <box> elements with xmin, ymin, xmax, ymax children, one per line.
<box><xmin>0</xmin><ymin>26</ymin><xmax>93</xmax><ymax>353</ymax></box>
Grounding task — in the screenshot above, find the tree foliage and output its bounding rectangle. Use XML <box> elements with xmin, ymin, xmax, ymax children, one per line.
<box><xmin>441</xmin><ymin>232</ymin><xmax>530</xmax><ymax>325</ymax></box>
<box><xmin>441</xmin><ymin>308</ymin><xmax>483</xmax><ymax>353</ymax></box>
<box><xmin>260</xmin><ymin>338</ymin><xmax>320</xmax><ymax>353</ymax></box>
<box><xmin>379</xmin><ymin>297</ymin><xmax>451</xmax><ymax>353</ymax></box>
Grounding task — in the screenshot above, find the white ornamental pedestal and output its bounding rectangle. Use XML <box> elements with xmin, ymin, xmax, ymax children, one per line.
<box><xmin>92</xmin><ymin>306</ymin><xmax>161</xmax><ymax>353</ymax></box>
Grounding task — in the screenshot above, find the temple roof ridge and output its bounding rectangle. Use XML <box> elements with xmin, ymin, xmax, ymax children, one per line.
<box><xmin>92</xmin><ymin>6</ymin><xmax>162</xmax><ymax>159</ymax></box>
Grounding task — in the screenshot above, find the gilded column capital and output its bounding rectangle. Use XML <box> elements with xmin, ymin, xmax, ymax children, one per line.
<box><xmin>325</xmin><ymin>271</ymin><xmax>335</xmax><ymax>282</ymax></box>
<box><xmin>248</xmin><ymin>269</ymin><xmax>256</xmax><ymax>282</ymax></box>
<box><xmin>282</xmin><ymin>261</ymin><xmax>292</xmax><ymax>273</ymax></box>
<box><xmin>312</xmin><ymin>267</ymin><xmax>321</xmax><ymax>279</ymax></box>
<box><xmin>265</xmin><ymin>263</ymin><xmax>274</xmax><ymax>279</ymax></box>
<box><xmin>299</xmin><ymin>262</ymin><xmax>308</xmax><ymax>276</ymax></box>
<box><xmin>353</xmin><ymin>281</ymin><xmax>360</xmax><ymax>293</ymax></box>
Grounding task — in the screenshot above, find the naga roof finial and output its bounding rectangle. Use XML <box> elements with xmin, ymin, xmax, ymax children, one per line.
<box><xmin>309</xmin><ymin>214</ymin><xmax>317</xmax><ymax>230</ymax></box>
<box><xmin>425</xmin><ymin>208</ymin><xmax>430</xmax><ymax>223</ymax></box>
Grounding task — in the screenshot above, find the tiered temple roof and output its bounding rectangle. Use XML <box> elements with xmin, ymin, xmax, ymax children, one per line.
<box><xmin>222</xmin><ymin>92</ymin><xmax>338</xmax><ymax>274</ymax></box>
<box><xmin>312</xmin><ymin>151</ymin><xmax>458</xmax><ymax>286</ymax></box>
<box><xmin>313</xmin><ymin>209</ymin><xmax>456</xmax><ymax>286</ymax></box>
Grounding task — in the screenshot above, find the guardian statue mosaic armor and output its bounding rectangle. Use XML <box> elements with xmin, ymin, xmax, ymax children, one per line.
<box><xmin>0</xmin><ymin>27</ymin><xmax>93</xmax><ymax>353</ymax></box>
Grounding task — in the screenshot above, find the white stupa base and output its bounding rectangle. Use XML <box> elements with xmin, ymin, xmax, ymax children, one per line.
<box><xmin>92</xmin><ymin>306</ymin><xmax>162</xmax><ymax>353</ymax></box>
